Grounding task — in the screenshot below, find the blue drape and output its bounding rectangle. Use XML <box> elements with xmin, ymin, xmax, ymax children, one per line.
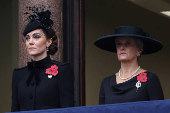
<box><xmin>7</xmin><ymin>99</ymin><xmax>170</xmax><ymax>113</ymax></box>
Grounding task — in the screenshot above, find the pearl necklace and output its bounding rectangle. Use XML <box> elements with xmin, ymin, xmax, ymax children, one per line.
<box><xmin>119</xmin><ymin>66</ymin><xmax>140</xmax><ymax>80</ymax></box>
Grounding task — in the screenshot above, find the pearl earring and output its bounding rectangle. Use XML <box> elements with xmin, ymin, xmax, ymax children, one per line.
<box><xmin>137</xmin><ymin>53</ymin><xmax>140</xmax><ymax>57</ymax></box>
<box><xmin>47</xmin><ymin>47</ymin><xmax>49</xmax><ymax>52</ymax></box>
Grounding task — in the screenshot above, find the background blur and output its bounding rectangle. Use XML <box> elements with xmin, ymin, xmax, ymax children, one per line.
<box><xmin>0</xmin><ymin>0</ymin><xmax>18</xmax><ymax>112</ymax></box>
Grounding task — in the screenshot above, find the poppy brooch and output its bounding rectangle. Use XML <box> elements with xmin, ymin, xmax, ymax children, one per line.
<box><xmin>136</xmin><ymin>72</ymin><xmax>147</xmax><ymax>92</ymax></box>
<box><xmin>45</xmin><ymin>65</ymin><xmax>58</xmax><ymax>79</ymax></box>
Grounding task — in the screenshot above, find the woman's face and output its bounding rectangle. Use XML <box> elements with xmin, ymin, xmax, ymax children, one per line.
<box><xmin>25</xmin><ymin>29</ymin><xmax>52</xmax><ymax>60</ymax></box>
<box><xmin>115</xmin><ymin>37</ymin><xmax>141</xmax><ymax>62</ymax></box>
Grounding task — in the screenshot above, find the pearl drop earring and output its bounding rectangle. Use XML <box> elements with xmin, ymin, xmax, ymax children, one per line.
<box><xmin>137</xmin><ymin>54</ymin><xmax>140</xmax><ymax>57</ymax></box>
<box><xmin>47</xmin><ymin>47</ymin><xmax>49</xmax><ymax>51</ymax></box>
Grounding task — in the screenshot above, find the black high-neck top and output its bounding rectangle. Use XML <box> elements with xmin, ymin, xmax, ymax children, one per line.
<box><xmin>11</xmin><ymin>56</ymin><xmax>74</xmax><ymax>111</ymax></box>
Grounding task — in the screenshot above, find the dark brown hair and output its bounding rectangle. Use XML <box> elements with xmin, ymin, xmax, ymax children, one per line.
<box><xmin>42</xmin><ymin>28</ymin><xmax>58</xmax><ymax>55</ymax></box>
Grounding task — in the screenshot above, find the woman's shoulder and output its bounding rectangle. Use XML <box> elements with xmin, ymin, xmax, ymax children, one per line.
<box><xmin>104</xmin><ymin>75</ymin><xmax>114</xmax><ymax>80</ymax></box>
<box><xmin>51</xmin><ymin>60</ymin><xmax>70</xmax><ymax>66</ymax></box>
<box><xmin>146</xmin><ymin>71</ymin><xmax>158</xmax><ymax>77</ymax></box>
<box><xmin>101</xmin><ymin>74</ymin><xmax>115</xmax><ymax>84</ymax></box>
<box><xmin>51</xmin><ymin>60</ymin><xmax>73</xmax><ymax>72</ymax></box>
<box><xmin>12</xmin><ymin>66</ymin><xmax>29</xmax><ymax>80</ymax></box>
<box><xmin>145</xmin><ymin>71</ymin><xmax>161</xmax><ymax>82</ymax></box>
<box><xmin>140</xmin><ymin>69</ymin><xmax>159</xmax><ymax>79</ymax></box>
<box><xmin>13</xmin><ymin>66</ymin><xmax>28</xmax><ymax>72</ymax></box>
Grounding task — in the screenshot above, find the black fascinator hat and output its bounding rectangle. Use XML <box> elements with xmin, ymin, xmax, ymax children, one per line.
<box><xmin>94</xmin><ymin>26</ymin><xmax>163</xmax><ymax>54</ymax></box>
<box><xmin>23</xmin><ymin>10</ymin><xmax>53</xmax><ymax>36</ymax></box>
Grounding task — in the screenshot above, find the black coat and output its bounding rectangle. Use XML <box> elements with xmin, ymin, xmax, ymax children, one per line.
<box><xmin>11</xmin><ymin>56</ymin><xmax>74</xmax><ymax>112</ymax></box>
<box><xmin>99</xmin><ymin>71</ymin><xmax>164</xmax><ymax>104</ymax></box>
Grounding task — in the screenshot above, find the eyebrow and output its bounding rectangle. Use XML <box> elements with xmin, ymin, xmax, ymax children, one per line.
<box><xmin>33</xmin><ymin>33</ymin><xmax>41</xmax><ymax>35</ymax></box>
<box><xmin>25</xmin><ymin>33</ymin><xmax>41</xmax><ymax>37</ymax></box>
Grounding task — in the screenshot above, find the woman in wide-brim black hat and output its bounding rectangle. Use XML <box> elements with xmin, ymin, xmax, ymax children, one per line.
<box><xmin>95</xmin><ymin>26</ymin><xmax>164</xmax><ymax>105</ymax></box>
<box><xmin>11</xmin><ymin>10</ymin><xmax>74</xmax><ymax>112</ymax></box>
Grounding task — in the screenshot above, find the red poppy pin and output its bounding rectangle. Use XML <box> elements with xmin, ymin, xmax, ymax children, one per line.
<box><xmin>45</xmin><ymin>65</ymin><xmax>58</xmax><ymax>79</ymax></box>
<box><xmin>136</xmin><ymin>72</ymin><xmax>147</xmax><ymax>92</ymax></box>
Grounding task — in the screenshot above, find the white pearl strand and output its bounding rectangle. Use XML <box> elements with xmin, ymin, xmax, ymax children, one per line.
<box><xmin>119</xmin><ymin>66</ymin><xmax>140</xmax><ymax>80</ymax></box>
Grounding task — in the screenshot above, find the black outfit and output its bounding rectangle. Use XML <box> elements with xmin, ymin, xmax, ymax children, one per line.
<box><xmin>99</xmin><ymin>71</ymin><xmax>164</xmax><ymax>105</ymax></box>
<box><xmin>11</xmin><ymin>56</ymin><xmax>74</xmax><ymax>112</ymax></box>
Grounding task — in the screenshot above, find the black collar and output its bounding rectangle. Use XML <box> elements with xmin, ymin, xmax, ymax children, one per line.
<box><xmin>27</xmin><ymin>56</ymin><xmax>51</xmax><ymax>70</ymax></box>
<box><xmin>27</xmin><ymin>56</ymin><xmax>51</xmax><ymax>86</ymax></box>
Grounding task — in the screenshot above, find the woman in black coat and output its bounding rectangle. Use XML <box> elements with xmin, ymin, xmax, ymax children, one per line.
<box><xmin>94</xmin><ymin>26</ymin><xmax>164</xmax><ymax>105</ymax></box>
<box><xmin>11</xmin><ymin>10</ymin><xmax>74</xmax><ymax>111</ymax></box>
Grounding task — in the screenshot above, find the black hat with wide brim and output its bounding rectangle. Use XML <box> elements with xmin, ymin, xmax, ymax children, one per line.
<box><xmin>94</xmin><ymin>26</ymin><xmax>163</xmax><ymax>54</ymax></box>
